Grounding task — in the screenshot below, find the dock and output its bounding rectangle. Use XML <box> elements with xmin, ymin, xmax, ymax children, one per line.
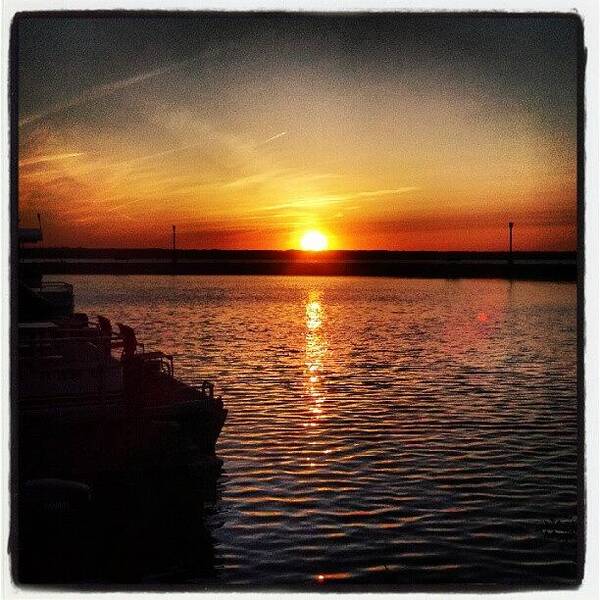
<box><xmin>20</xmin><ymin>249</ymin><xmax>578</xmax><ymax>281</ymax></box>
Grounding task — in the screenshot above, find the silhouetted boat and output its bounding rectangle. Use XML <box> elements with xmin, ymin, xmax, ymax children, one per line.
<box><xmin>17</xmin><ymin>226</ymin><xmax>227</xmax><ymax>486</ymax></box>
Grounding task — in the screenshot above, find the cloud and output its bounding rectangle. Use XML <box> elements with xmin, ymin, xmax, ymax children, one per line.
<box><xmin>19</xmin><ymin>152</ymin><xmax>85</xmax><ymax>167</ymax></box>
<box><xmin>252</xmin><ymin>196</ymin><xmax>348</xmax><ymax>212</ymax></box>
<box><xmin>252</xmin><ymin>186</ymin><xmax>419</xmax><ymax>213</ymax></box>
<box><xmin>19</xmin><ymin>57</ymin><xmax>194</xmax><ymax>127</ymax></box>
<box><xmin>353</xmin><ymin>186</ymin><xmax>420</xmax><ymax>198</ymax></box>
<box><xmin>220</xmin><ymin>170</ymin><xmax>290</xmax><ymax>190</ymax></box>
<box><xmin>119</xmin><ymin>143</ymin><xmax>203</xmax><ymax>167</ymax></box>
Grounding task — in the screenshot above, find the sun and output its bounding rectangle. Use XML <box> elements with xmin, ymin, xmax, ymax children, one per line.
<box><xmin>300</xmin><ymin>230</ymin><xmax>328</xmax><ymax>251</ymax></box>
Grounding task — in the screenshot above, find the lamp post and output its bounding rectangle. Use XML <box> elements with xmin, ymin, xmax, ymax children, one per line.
<box><xmin>508</xmin><ymin>222</ymin><xmax>514</xmax><ymax>264</ymax></box>
<box><xmin>172</xmin><ymin>225</ymin><xmax>177</xmax><ymax>265</ymax></box>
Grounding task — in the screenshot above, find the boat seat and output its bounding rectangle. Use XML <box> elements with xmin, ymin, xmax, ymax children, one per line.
<box><xmin>116</xmin><ymin>323</ymin><xmax>173</xmax><ymax>374</ymax></box>
<box><xmin>97</xmin><ymin>315</ymin><xmax>112</xmax><ymax>336</ymax></box>
<box><xmin>97</xmin><ymin>315</ymin><xmax>122</xmax><ymax>340</ymax></box>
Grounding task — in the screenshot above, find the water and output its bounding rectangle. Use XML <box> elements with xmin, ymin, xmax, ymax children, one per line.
<box><xmin>63</xmin><ymin>275</ymin><xmax>579</xmax><ymax>586</ymax></box>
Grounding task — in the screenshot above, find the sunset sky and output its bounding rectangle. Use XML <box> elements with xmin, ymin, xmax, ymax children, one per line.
<box><xmin>17</xmin><ymin>14</ymin><xmax>579</xmax><ymax>250</ymax></box>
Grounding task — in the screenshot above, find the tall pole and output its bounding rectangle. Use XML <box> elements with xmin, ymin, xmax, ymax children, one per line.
<box><xmin>508</xmin><ymin>222</ymin><xmax>514</xmax><ymax>264</ymax></box>
<box><xmin>37</xmin><ymin>213</ymin><xmax>43</xmax><ymax>247</ymax></box>
<box><xmin>172</xmin><ymin>225</ymin><xmax>177</xmax><ymax>265</ymax></box>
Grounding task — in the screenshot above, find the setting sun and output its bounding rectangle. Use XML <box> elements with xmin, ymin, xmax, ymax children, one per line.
<box><xmin>300</xmin><ymin>230</ymin><xmax>328</xmax><ymax>251</ymax></box>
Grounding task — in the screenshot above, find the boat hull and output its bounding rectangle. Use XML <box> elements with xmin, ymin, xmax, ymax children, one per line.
<box><xmin>19</xmin><ymin>399</ymin><xmax>227</xmax><ymax>484</ymax></box>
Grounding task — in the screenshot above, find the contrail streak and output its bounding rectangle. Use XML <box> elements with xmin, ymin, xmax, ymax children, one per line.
<box><xmin>257</xmin><ymin>131</ymin><xmax>287</xmax><ymax>146</ymax></box>
<box><xmin>19</xmin><ymin>57</ymin><xmax>194</xmax><ymax>127</ymax></box>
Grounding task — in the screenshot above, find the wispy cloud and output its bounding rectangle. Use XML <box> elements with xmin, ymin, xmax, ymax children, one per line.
<box><xmin>252</xmin><ymin>195</ymin><xmax>348</xmax><ymax>212</ymax></box>
<box><xmin>19</xmin><ymin>152</ymin><xmax>85</xmax><ymax>167</ymax></box>
<box><xmin>119</xmin><ymin>143</ymin><xmax>203</xmax><ymax>167</ymax></box>
<box><xmin>252</xmin><ymin>186</ymin><xmax>419</xmax><ymax>213</ymax></box>
<box><xmin>220</xmin><ymin>170</ymin><xmax>289</xmax><ymax>190</ymax></box>
<box><xmin>19</xmin><ymin>57</ymin><xmax>194</xmax><ymax>127</ymax></box>
<box><xmin>353</xmin><ymin>186</ymin><xmax>419</xmax><ymax>198</ymax></box>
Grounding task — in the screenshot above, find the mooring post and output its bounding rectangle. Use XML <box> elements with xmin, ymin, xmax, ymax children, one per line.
<box><xmin>508</xmin><ymin>222</ymin><xmax>514</xmax><ymax>264</ymax></box>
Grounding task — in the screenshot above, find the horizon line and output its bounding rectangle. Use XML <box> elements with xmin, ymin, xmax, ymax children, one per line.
<box><xmin>21</xmin><ymin>246</ymin><xmax>577</xmax><ymax>253</ymax></box>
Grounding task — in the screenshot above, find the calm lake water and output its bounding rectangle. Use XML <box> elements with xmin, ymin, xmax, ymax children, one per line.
<box><xmin>64</xmin><ymin>275</ymin><xmax>579</xmax><ymax>586</ymax></box>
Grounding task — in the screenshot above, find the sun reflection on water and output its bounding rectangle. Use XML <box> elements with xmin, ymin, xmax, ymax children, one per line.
<box><xmin>305</xmin><ymin>291</ymin><xmax>327</xmax><ymax>413</ymax></box>
<box><xmin>302</xmin><ymin>290</ymin><xmax>330</xmax><ymax>459</ymax></box>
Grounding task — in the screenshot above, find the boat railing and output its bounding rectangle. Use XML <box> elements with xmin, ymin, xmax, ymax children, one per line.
<box><xmin>37</xmin><ymin>280</ymin><xmax>74</xmax><ymax>293</ymax></box>
<box><xmin>19</xmin><ymin>328</ymin><xmax>111</xmax><ymax>351</ymax></box>
<box><xmin>18</xmin><ymin>333</ymin><xmax>122</xmax><ymax>402</ymax></box>
<box><xmin>19</xmin><ymin>331</ymin><xmax>109</xmax><ymax>347</ymax></box>
<box><xmin>19</xmin><ymin>320</ymin><xmax>220</xmax><ymax>409</ymax></box>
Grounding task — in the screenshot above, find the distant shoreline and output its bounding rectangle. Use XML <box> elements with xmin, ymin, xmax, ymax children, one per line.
<box><xmin>21</xmin><ymin>249</ymin><xmax>577</xmax><ymax>281</ymax></box>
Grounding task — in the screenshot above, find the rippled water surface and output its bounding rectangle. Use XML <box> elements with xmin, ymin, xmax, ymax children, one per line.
<box><xmin>66</xmin><ymin>275</ymin><xmax>579</xmax><ymax>586</ymax></box>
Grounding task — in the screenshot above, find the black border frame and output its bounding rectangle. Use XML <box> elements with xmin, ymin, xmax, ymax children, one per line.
<box><xmin>8</xmin><ymin>10</ymin><xmax>587</xmax><ymax>592</ymax></box>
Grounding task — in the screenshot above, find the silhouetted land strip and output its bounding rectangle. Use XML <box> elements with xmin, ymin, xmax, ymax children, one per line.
<box><xmin>21</xmin><ymin>249</ymin><xmax>577</xmax><ymax>281</ymax></box>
